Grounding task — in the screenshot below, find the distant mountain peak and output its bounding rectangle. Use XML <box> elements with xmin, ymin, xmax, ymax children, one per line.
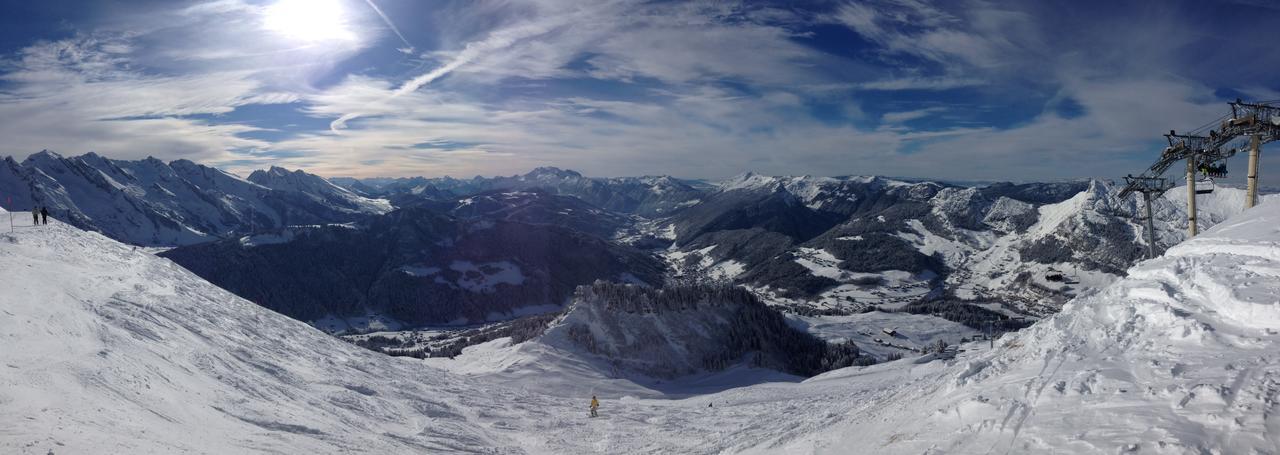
<box><xmin>719</xmin><ymin>171</ymin><xmax>780</xmax><ymax>191</ymax></box>
<box><xmin>26</xmin><ymin>149</ymin><xmax>63</xmax><ymax>161</ymax></box>
<box><xmin>249</xmin><ymin>166</ymin><xmax>318</xmax><ymax>183</ymax></box>
<box><xmin>266</xmin><ymin>165</ymin><xmax>295</xmax><ymax>176</ymax></box>
<box><xmin>526</xmin><ymin>166</ymin><xmax>583</xmax><ymax>179</ymax></box>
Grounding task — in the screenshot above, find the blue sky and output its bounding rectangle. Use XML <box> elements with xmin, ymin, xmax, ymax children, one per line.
<box><xmin>0</xmin><ymin>0</ymin><xmax>1277</xmax><ymax>181</ymax></box>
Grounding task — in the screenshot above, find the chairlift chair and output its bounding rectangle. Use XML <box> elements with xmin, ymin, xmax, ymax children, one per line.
<box><xmin>1192</xmin><ymin>161</ymin><xmax>1226</xmax><ymax>194</ymax></box>
<box><xmin>1193</xmin><ymin>175</ymin><xmax>1215</xmax><ymax>194</ymax></box>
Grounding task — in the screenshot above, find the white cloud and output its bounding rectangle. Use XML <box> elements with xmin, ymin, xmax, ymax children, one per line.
<box><xmin>0</xmin><ymin>35</ymin><xmax>277</xmax><ymax>161</ymax></box>
<box><xmin>896</xmin><ymin>77</ymin><xmax>1225</xmax><ymax>181</ymax></box>
<box><xmin>0</xmin><ymin>0</ymin><xmax>384</xmax><ymax>162</ymax></box>
<box><xmin>325</xmin><ymin>0</ymin><xmax>840</xmax><ymax>133</ymax></box>
<box><xmin>833</xmin><ymin>0</ymin><xmax>1040</xmax><ymax>80</ymax></box>
<box><xmin>229</xmin><ymin>1</ymin><xmax>1247</xmax><ymax>181</ymax></box>
<box><xmin>389</xmin><ymin>1</ymin><xmax>830</xmax><ymax>87</ymax></box>
<box><xmin>234</xmin><ymin>73</ymin><xmax>904</xmax><ymax>179</ymax></box>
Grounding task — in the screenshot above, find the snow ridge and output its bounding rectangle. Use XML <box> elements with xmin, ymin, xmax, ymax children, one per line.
<box><xmin>0</xmin><ymin>220</ymin><xmax>516</xmax><ymax>453</ymax></box>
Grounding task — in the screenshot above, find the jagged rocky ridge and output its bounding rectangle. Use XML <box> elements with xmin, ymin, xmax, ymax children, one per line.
<box><xmin>544</xmin><ymin>282</ymin><xmax>864</xmax><ymax>378</ymax></box>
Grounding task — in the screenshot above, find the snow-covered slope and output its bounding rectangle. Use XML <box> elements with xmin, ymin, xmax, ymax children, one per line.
<box><xmin>438</xmin><ymin>193</ymin><xmax>1280</xmax><ymax>454</ymax></box>
<box><xmin>771</xmin><ymin>191</ymin><xmax>1280</xmax><ymax>453</ymax></box>
<box><xmin>0</xmin><ymin>219</ymin><xmax>518</xmax><ymax>453</ymax></box>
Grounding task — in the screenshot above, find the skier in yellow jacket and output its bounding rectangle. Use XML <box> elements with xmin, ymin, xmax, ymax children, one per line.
<box><xmin>590</xmin><ymin>395</ymin><xmax>600</xmax><ymax>418</ymax></box>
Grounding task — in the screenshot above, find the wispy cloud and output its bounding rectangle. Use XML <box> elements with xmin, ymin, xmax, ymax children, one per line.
<box><xmin>328</xmin><ymin>1</ymin><xmax>832</xmax><ymax>132</ymax></box>
<box><xmin>0</xmin><ymin>0</ymin><xmax>1273</xmax><ymax>182</ymax></box>
<box><xmin>0</xmin><ymin>34</ymin><xmax>275</xmax><ymax>161</ymax></box>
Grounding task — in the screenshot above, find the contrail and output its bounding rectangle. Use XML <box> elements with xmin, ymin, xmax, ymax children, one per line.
<box><xmin>328</xmin><ymin>8</ymin><xmax>573</xmax><ymax>133</ymax></box>
<box><xmin>363</xmin><ymin>0</ymin><xmax>414</xmax><ymax>53</ymax></box>
<box><xmin>329</xmin><ymin>48</ymin><xmax>471</xmax><ymax>132</ymax></box>
<box><xmin>329</xmin><ymin>22</ymin><xmax>544</xmax><ymax>133</ymax></box>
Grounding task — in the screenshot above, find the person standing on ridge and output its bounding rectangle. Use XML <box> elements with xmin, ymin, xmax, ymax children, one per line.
<box><xmin>589</xmin><ymin>395</ymin><xmax>600</xmax><ymax>418</ymax></box>
<box><xmin>40</xmin><ymin>207</ymin><xmax>48</xmax><ymax>225</ymax></box>
<box><xmin>32</xmin><ymin>207</ymin><xmax>38</xmax><ymax>226</ymax></box>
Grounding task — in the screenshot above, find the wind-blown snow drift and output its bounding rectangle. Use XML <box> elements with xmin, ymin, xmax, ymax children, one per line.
<box><xmin>759</xmin><ymin>197</ymin><xmax>1280</xmax><ymax>453</ymax></box>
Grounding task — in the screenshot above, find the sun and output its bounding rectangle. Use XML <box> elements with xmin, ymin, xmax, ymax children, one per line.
<box><xmin>263</xmin><ymin>0</ymin><xmax>356</xmax><ymax>43</ymax></box>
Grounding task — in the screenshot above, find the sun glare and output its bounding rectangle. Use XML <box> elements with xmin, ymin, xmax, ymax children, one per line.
<box><xmin>263</xmin><ymin>0</ymin><xmax>356</xmax><ymax>43</ymax></box>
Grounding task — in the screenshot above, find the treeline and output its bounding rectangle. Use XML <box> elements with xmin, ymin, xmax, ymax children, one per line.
<box><xmin>894</xmin><ymin>300</ymin><xmax>1032</xmax><ymax>332</ymax></box>
<box><xmin>352</xmin><ymin>312</ymin><xmax>560</xmax><ymax>359</ymax></box>
<box><xmin>162</xmin><ymin>209</ymin><xmax>665</xmax><ymax>326</ymax></box>
<box><xmin>1015</xmin><ymin>216</ymin><xmax>1144</xmax><ymax>275</ymax></box>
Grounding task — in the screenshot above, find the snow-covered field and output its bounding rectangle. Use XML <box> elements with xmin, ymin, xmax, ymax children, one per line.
<box><xmin>788</xmin><ymin>312</ymin><xmax>981</xmax><ymax>358</ymax></box>
<box><xmin>790</xmin><ymin>247</ymin><xmax>935</xmax><ymax>310</ymax></box>
<box><xmin>3</xmin><ymin>200</ymin><xmax>1280</xmax><ymax>453</ymax></box>
<box><xmin>663</xmin><ymin>245</ymin><xmax>748</xmax><ymax>282</ymax></box>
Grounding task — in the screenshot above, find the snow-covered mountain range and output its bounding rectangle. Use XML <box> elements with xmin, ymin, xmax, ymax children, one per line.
<box><xmin>4</xmin><ymin>151</ymin><xmax>1263</xmax><ymax>343</ymax></box>
<box><xmin>335</xmin><ymin>166</ymin><xmax>707</xmax><ymax>217</ymax></box>
<box><xmin>661</xmin><ymin>174</ymin><xmax>1268</xmax><ymax>320</ymax></box>
<box><xmin>3</xmin><ymin>193</ymin><xmax>1278</xmax><ymax>453</ymax></box>
<box><xmin>0</xmin><ymin>151</ymin><xmax>390</xmax><ymax>246</ymax></box>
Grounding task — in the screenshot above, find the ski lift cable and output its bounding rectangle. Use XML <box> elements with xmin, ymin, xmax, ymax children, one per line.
<box><xmin>1186</xmin><ymin>113</ymin><xmax>1231</xmax><ymax>136</ymax></box>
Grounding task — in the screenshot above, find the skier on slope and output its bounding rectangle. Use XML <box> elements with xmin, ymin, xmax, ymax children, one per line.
<box><xmin>590</xmin><ymin>395</ymin><xmax>600</xmax><ymax>418</ymax></box>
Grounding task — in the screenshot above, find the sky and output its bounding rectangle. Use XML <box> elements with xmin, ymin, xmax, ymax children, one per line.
<box><xmin>0</xmin><ymin>0</ymin><xmax>1278</xmax><ymax>182</ymax></box>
